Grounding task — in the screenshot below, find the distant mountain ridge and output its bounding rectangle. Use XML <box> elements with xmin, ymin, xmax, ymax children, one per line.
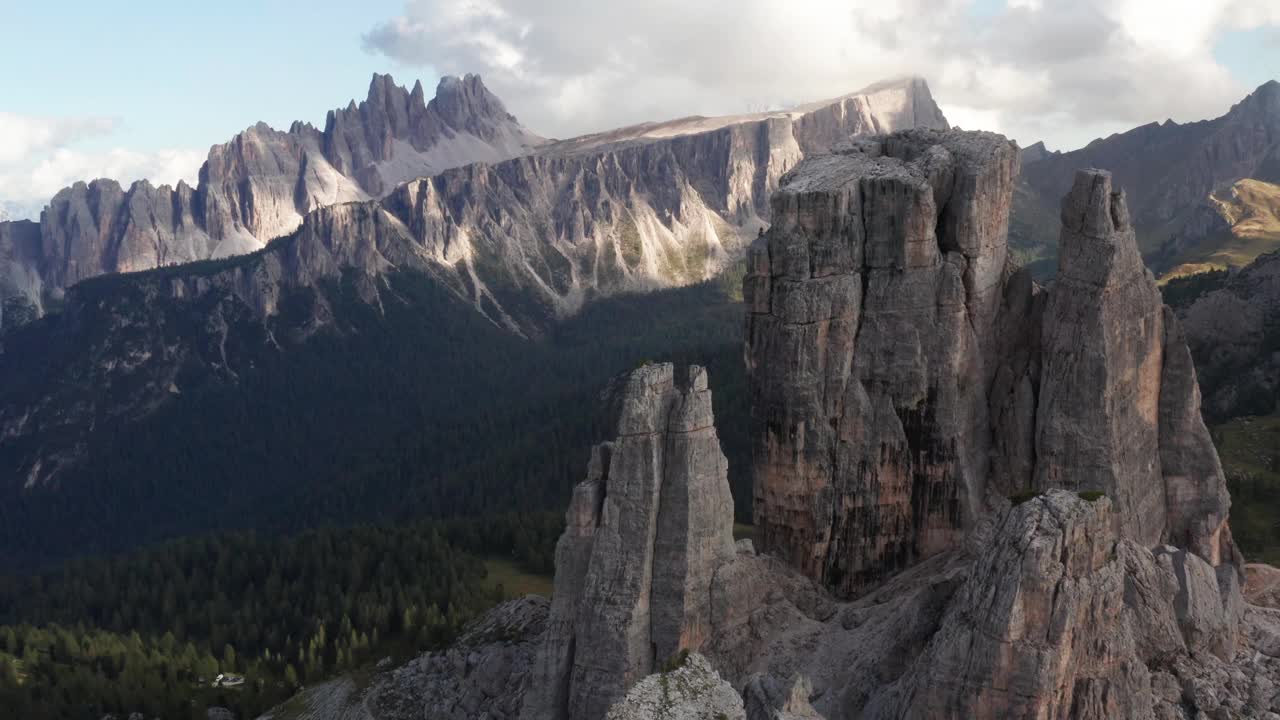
<box><xmin>0</xmin><ymin>74</ymin><xmax>948</xmax><ymax>491</ymax></box>
<box><xmin>0</xmin><ymin>73</ymin><xmax>545</xmax><ymax>331</ymax></box>
<box><xmin>1011</xmin><ymin>80</ymin><xmax>1280</xmax><ymax>277</ymax></box>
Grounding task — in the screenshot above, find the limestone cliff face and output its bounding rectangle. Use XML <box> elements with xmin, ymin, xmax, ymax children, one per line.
<box><xmin>883</xmin><ymin>491</ymin><xmax>1246</xmax><ymax>720</ymax></box>
<box><xmin>1024</xmin><ymin>171</ymin><xmax>1235</xmax><ymax>565</ymax></box>
<box><xmin>743</xmin><ymin>129</ymin><xmax>1020</xmax><ymax>597</ymax></box>
<box><xmin>746</xmin><ymin>133</ymin><xmax>1238</xmax><ymax>597</ymax></box>
<box><xmin>527</xmin><ymin>363</ymin><xmax>737</xmax><ymax>720</ymax></box>
<box><xmin>0</xmin><ymin>76</ymin><xmax>946</xmax><ymax>335</ymax></box>
<box><xmin>0</xmin><ymin>73</ymin><xmax>543</xmax><ymax>331</ymax></box>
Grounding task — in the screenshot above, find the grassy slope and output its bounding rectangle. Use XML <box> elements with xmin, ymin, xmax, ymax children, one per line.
<box><xmin>1163</xmin><ymin>179</ymin><xmax>1280</xmax><ymax>281</ymax></box>
<box><xmin>482</xmin><ymin>557</ymin><xmax>554</xmax><ymax>599</ymax></box>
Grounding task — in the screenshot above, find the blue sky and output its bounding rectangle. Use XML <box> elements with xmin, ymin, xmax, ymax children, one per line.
<box><xmin>2</xmin><ymin>0</ymin><xmax>1278</xmax><ymax>217</ymax></box>
<box><xmin>3</xmin><ymin>0</ymin><xmax>423</xmax><ymax>152</ymax></box>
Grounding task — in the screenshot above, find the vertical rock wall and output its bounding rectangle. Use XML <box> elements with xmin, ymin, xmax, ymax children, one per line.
<box><xmin>526</xmin><ymin>363</ymin><xmax>737</xmax><ymax>720</ymax></box>
<box><xmin>747</xmin><ymin>133</ymin><xmax>1238</xmax><ymax>598</ymax></box>
<box><xmin>743</xmin><ymin>129</ymin><xmax>1021</xmax><ymax>597</ymax></box>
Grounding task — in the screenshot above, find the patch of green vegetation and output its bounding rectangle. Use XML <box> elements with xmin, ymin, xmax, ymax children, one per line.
<box><xmin>683</xmin><ymin>232</ymin><xmax>710</xmax><ymax>281</ymax></box>
<box><xmin>1214</xmin><ymin>415</ymin><xmax>1280</xmax><ymax>565</ymax></box>
<box><xmin>1077</xmin><ymin>490</ymin><xmax>1106</xmax><ymax>502</ymax></box>
<box><xmin>482</xmin><ymin>556</ymin><xmax>554</xmax><ymax>599</ymax></box>
<box><xmin>732</xmin><ymin>523</ymin><xmax>757</xmax><ymax>544</ymax></box>
<box><xmin>717</xmin><ymin>258</ymin><xmax>748</xmax><ymax>302</ymax></box>
<box><xmin>1158</xmin><ymin>180</ymin><xmax>1280</xmax><ymax>280</ymax></box>
<box><xmin>1159</xmin><ymin>269</ymin><xmax>1229</xmax><ymax>309</ymax></box>
<box><xmin>660</xmin><ymin>648</ymin><xmax>691</xmax><ymax>674</ymax></box>
<box><xmin>1009</xmin><ymin>489</ymin><xmax>1043</xmax><ymax>506</ymax></box>
<box><xmin>619</xmin><ymin>216</ymin><xmax>644</xmax><ymax>268</ymax></box>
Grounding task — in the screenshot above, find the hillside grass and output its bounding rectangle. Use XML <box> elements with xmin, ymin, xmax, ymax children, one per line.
<box><xmin>482</xmin><ymin>556</ymin><xmax>554</xmax><ymax>599</ymax></box>
<box><xmin>1162</xmin><ymin>179</ymin><xmax>1280</xmax><ymax>281</ymax></box>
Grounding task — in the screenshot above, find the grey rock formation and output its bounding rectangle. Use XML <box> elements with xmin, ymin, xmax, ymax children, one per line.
<box><xmin>527</xmin><ymin>363</ymin><xmax>737</xmax><ymax>720</ymax></box>
<box><xmin>603</xmin><ymin>654</ymin><xmax>746</xmax><ymax>720</ymax></box>
<box><xmin>0</xmin><ymin>219</ymin><xmax>42</xmax><ymax>328</ymax></box>
<box><xmin>743</xmin><ymin>673</ymin><xmax>824</xmax><ymax>720</ymax></box>
<box><xmin>1033</xmin><ymin>172</ymin><xmax>1170</xmax><ymax>545</ymax></box>
<box><xmin>743</xmin><ymin>128</ymin><xmax>1021</xmax><ymax>596</ymax></box>
<box><xmin>747</xmin><ymin>138</ymin><xmax>1238</xmax><ymax>597</ymax></box>
<box><xmin>884</xmin><ymin>492</ymin><xmax>1207</xmax><ymax>718</ymax></box>
<box><xmin>260</xmin><ymin>294</ymin><xmax>1274</xmax><ymax>720</ymax></box>
<box><xmin>1030</xmin><ymin>171</ymin><xmax>1235</xmax><ymax>565</ymax></box>
<box><xmin>0</xmin><ymin>73</ymin><xmax>544</xmax><ymax>332</ymax></box>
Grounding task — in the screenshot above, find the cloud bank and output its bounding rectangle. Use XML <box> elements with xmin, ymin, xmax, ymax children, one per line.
<box><xmin>0</xmin><ymin>112</ymin><xmax>202</xmax><ymax>220</ymax></box>
<box><xmin>363</xmin><ymin>0</ymin><xmax>1280</xmax><ymax>150</ymax></box>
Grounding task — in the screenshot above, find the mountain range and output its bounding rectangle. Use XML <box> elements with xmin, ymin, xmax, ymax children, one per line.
<box><xmin>3</xmin><ymin>66</ymin><xmax>1280</xmax><ymax>720</ymax></box>
<box><xmin>1011</xmin><ymin>80</ymin><xmax>1280</xmax><ymax>278</ymax></box>
<box><xmin>0</xmin><ymin>73</ymin><xmax>948</xmax><ymax>565</ymax></box>
<box><xmin>0</xmin><ymin>73</ymin><xmax>545</xmax><ymax>331</ymax></box>
<box><xmin>0</xmin><ymin>74</ymin><xmax>945</xmax><ymax>335</ymax></box>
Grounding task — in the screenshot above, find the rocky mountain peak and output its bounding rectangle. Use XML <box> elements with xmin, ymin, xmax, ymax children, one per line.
<box><xmin>429</xmin><ymin>73</ymin><xmax>519</xmax><ymax>135</ymax></box>
<box><xmin>1239</xmin><ymin>78</ymin><xmax>1280</xmax><ymax>115</ymax></box>
<box><xmin>1056</xmin><ymin>168</ymin><xmax>1146</xmax><ymax>287</ymax></box>
<box><xmin>527</xmin><ymin>362</ymin><xmax>736</xmax><ymax>720</ymax></box>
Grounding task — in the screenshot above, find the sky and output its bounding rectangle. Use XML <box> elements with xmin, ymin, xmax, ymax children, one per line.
<box><xmin>1</xmin><ymin>0</ymin><xmax>1278</xmax><ymax>219</ymax></box>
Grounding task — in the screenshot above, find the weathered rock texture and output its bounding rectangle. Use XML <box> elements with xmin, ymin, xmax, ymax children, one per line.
<box><xmin>885</xmin><ymin>491</ymin><xmax>1242</xmax><ymax>719</ymax></box>
<box><xmin>0</xmin><ymin>73</ymin><xmax>543</xmax><ymax>331</ymax></box>
<box><xmin>746</xmin><ymin>136</ymin><xmax>1238</xmax><ymax>597</ymax></box>
<box><xmin>527</xmin><ymin>363</ymin><xmax>737</xmax><ymax>720</ymax></box>
<box><xmin>604</xmin><ymin>653</ymin><xmax>746</xmax><ymax>720</ymax></box>
<box><xmin>263</xmin><ymin>347</ymin><xmax>1276</xmax><ymax>720</ymax></box>
<box><xmin>743</xmin><ymin>129</ymin><xmax>1020</xmax><ymax>596</ymax></box>
<box><xmin>256</xmin><ymin>595</ymin><xmax>549</xmax><ymax>720</ymax></box>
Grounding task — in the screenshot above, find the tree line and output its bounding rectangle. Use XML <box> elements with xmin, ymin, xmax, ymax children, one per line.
<box><xmin>0</xmin><ymin>512</ymin><xmax>561</xmax><ymax>719</ymax></box>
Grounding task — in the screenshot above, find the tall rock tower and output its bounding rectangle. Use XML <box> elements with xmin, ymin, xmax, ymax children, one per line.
<box><xmin>526</xmin><ymin>363</ymin><xmax>738</xmax><ymax>720</ymax></box>
<box><xmin>743</xmin><ymin>129</ymin><xmax>1021</xmax><ymax>597</ymax></box>
<box><xmin>745</xmin><ymin>130</ymin><xmax>1238</xmax><ymax>599</ymax></box>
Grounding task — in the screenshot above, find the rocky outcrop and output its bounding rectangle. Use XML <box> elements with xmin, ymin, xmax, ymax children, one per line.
<box><xmin>742</xmin><ymin>673</ymin><xmax>824</xmax><ymax>720</ymax></box>
<box><xmin>260</xmin><ymin>290</ymin><xmax>1273</xmax><ymax>720</ymax></box>
<box><xmin>527</xmin><ymin>363</ymin><xmax>737</xmax><ymax>720</ymax></box>
<box><xmin>0</xmin><ymin>73</ymin><xmax>544</xmax><ymax>332</ymax></box>
<box><xmin>321</xmin><ymin>73</ymin><xmax>541</xmax><ymax>197</ymax></box>
<box><xmin>0</xmin><ymin>220</ymin><xmax>42</xmax><ymax>328</ymax></box>
<box><xmin>604</xmin><ymin>654</ymin><xmax>746</xmax><ymax>720</ymax></box>
<box><xmin>257</xmin><ymin>596</ymin><xmax>549</xmax><ymax>720</ymax></box>
<box><xmin>885</xmin><ymin>491</ymin><xmax>1241</xmax><ymax>719</ymax></box>
<box><xmin>746</xmin><ymin>134</ymin><xmax>1238</xmax><ymax>597</ymax></box>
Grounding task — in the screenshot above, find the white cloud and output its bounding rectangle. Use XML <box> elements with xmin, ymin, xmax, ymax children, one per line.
<box><xmin>0</xmin><ymin>112</ymin><xmax>203</xmax><ymax>220</ymax></box>
<box><xmin>0</xmin><ymin>112</ymin><xmax>118</xmax><ymax>165</ymax></box>
<box><xmin>363</xmin><ymin>0</ymin><xmax>1280</xmax><ymax>151</ymax></box>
